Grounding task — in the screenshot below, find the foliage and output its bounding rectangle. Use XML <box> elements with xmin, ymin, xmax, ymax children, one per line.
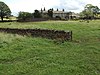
<box><xmin>0</xmin><ymin>1</ymin><xmax>11</xmax><ymax>21</ymax></box>
<box><xmin>33</xmin><ymin>10</ymin><xmax>42</xmax><ymax>18</ymax></box>
<box><xmin>80</xmin><ymin>9</ymin><xmax>94</xmax><ymax>19</ymax></box>
<box><xmin>18</xmin><ymin>11</ymin><xmax>33</xmax><ymax>21</ymax></box>
<box><xmin>48</xmin><ymin>9</ymin><xmax>53</xmax><ymax>18</ymax></box>
<box><xmin>85</xmin><ymin>4</ymin><xmax>100</xmax><ymax>16</ymax></box>
<box><xmin>80</xmin><ymin>4</ymin><xmax>100</xmax><ymax>19</ymax></box>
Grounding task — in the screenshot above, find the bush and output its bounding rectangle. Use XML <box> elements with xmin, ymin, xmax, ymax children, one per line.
<box><xmin>18</xmin><ymin>12</ymin><xmax>33</xmax><ymax>21</ymax></box>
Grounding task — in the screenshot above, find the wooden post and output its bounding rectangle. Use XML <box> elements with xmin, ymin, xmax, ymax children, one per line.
<box><xmin>70</xmin><ymin>31</ymin><xmax>72</xmax><ymax>41</ymax></box>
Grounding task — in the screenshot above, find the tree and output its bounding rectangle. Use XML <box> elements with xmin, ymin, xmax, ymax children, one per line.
<box><xmin>80</xmin><ymin>4</ymin><xmax>100</xmax><ymax>19</ymax></box>
<box><xmin>0</xmin><ymin>1</ymin><xmax>11</xmax><ymax>21</ymax></box>
<box><xmin>33</xmin><ymin>10</ymin><xmax>42</xmax><ymax>18</ymax></box>
<box><xmin>48</xmin><ymin>9</ymin><xmax>53</xmax><ymax>18</ymax></box>
<box><xmin>80</xmin><ymin>9</ymin><xmax>94</xmax><ymax>19</ymax></box>
<box><xmin>18</xmin><ymin>12</ymin><xmax>33</xmax><ymax>21</ymax></box>
<box><xmin>85</xmin><ymin>4</ymin><xmax>99</xmax><ymax>15</ymax></box>
<box><xmin>92</xmin><ymin>6</ymin><xmax>99</xmax><ymax>17</ymax></box>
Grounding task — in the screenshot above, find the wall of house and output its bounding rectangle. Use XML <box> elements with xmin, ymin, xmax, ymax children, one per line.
<box><xmin>53</xmin><ymin>13</ymin><xmax>67</xmax><ymax>19</ymax></box>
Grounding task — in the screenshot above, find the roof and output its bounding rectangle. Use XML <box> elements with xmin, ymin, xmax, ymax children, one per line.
<box><xmin>53</xmin><ymin>11</ymin><xmax>67</xmax><ymax>14</ymax></box>
<box><xmin>41</xmin><ymin>10</ymin><xmax>68</xmax><ymax>14</ymax></box>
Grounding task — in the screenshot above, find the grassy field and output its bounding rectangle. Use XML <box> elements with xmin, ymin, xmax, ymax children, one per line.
<box><xmin>0</xmin><ymin>20</ymin><xmax>100</xmax><ymax>75</ymax></box>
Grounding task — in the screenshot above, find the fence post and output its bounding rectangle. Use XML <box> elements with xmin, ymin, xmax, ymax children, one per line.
<box><xmin>70</xmin><ymin>31</ymin><xmax>72</xmax><ymax>41</ymax></box>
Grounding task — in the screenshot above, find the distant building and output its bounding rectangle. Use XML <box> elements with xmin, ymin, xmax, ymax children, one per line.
<box><xmin>53</xmin><ymin>10</ymin><xmax>68</xmax><ymax>19</ymax></box>
<box><xmin>68</xmin><ymin>12</ymin><xmax>80</xmax><ymax>19</ymax></box>
<box><xmin>40</xmin><ymin>8</ymin><xmax>79</xmax><ymax>20</ymax></box>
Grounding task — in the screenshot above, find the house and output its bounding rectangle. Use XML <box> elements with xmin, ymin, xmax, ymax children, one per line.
<box><xmin>53</xmin><ymin>10</ymin><xmax>68</xmax><ymax>19</ymax></box>
<box><xmin>40</xmin><ymin>8</ymin><xmax>79</xmax><ymax>20</ymax></box>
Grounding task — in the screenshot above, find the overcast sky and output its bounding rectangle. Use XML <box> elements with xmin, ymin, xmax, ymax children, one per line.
<box><xmin>0</xmin><ymin>0</ymin><xmax>100</xmax><ymax>16</ymax></box>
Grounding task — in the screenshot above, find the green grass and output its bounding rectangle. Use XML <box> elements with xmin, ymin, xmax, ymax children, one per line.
<box><xmin>0</xmin><ymin>20</ymin><xmax>100</xmax><ymax>75</ymax></box>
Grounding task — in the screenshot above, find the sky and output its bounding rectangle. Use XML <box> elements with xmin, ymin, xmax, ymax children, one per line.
<box><xmin>0</xmin><ymin>0</ymin><xmax>100</xmax><ymax>16</ymax></box>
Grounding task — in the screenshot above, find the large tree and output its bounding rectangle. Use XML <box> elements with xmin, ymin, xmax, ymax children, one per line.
<box><xmin>85</xmin><ymin>4</ymin><xmax>99</xmax><ymax>16</ymax></box>
<box><xmin>0</xmin><ymin>1</ymin><xmax>11</xmax><ymax>21</ymax></box>
<box><xmin>80</xmin><ymin>4</ymin><xmax>100</xmax><ymax>19</ymax></box>
<box><xmin>80</xmin><ymin>9</ymin><xmax>94</xmax><ymax>19</ymax></box>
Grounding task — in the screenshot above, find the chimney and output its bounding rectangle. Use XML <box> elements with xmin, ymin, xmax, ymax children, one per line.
<box><xmin>57</xmin><ymin>8</ymin><xmax>58</xmax><ymax>11</ymax></box>
<box><xmin>63</xmin><ymin>9</ymin><xmax>64</xmax><ymax>11</ymax></box>
<box><xmin>44</xmin><ymin>7</ymin><xmax>46</xmax><ymax>11</ymax></box>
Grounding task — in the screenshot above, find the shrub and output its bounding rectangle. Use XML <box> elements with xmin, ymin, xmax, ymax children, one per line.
<box><xmin>18</xmin><ymin>12</ymin><xmax>33</xmax><ymax>21</ymax></box>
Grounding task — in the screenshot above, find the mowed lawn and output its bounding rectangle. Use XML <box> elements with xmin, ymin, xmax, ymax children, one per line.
<box><xmin>0</xmin><ymin>21</ymin><xmax>100</xmax><ymax>75</ymax></box>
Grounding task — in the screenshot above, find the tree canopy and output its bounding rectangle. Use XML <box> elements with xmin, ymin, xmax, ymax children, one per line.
<box><xmin>0</xmin><ymin>1</ymin><xmax>11</xmax><ymax>21</ymax></box>
<box><xmin>80</xmin><ymin>4</ymin><xmax>100</xmax><ymax>19</ymax></box>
